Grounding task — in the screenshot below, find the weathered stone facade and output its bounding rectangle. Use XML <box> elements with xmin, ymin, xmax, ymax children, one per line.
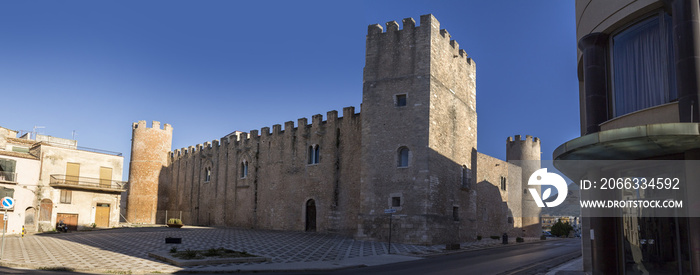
<box><xmin>128</xmin><ymin>14</ymin><xmax>541</xmax><ymax>244</ymax></box>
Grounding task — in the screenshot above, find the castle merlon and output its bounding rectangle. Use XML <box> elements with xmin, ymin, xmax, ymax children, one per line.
<box><xmin>367</xmin><ymin>14</ymin><xmax>437</xmax><ymax>35</ymax></box>
<box><xmin>507</xmin><ymin>135</ymin><xmax>541</xmax><ymax>144</ymax></box>
<box><xmin>132</xmin><ymin>120</ymin><xmax>172</xmax><ymax>131</ymax></box>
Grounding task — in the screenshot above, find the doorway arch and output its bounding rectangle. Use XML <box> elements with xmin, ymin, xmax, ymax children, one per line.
<box><xmin>24</xmin><ymin>207</ymin><xmax>36</xmax><ymax>232</ymax></box>
<box><xmin>305</xmin><ymin>199</ymin><xmax>316</xmax><ymax>232</ymax></box>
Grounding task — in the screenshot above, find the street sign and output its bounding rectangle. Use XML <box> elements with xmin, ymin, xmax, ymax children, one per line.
<box><xmin>1</xmin><ymin>197</ymin><xmax>14</xmax><ymax>209</ymax></box>
<box><xmin>384</xmin><ymin>209</ymin><xmax>396</xmax><ymax>214</ymax></box>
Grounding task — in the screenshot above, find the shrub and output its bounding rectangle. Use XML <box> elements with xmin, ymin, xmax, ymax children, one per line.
<box><xmin>168</xmin><ymin>218</ymin><xmax>183</xmax><ymax>225</ymax></box>
<box><xmin>551</xmin><ymin>220</ymin><xmax>573</xmax><ymax>237</ymax></box>
<box><xmin>541</xmin><ymin>235</ymin><xmax>547</xmax><ymax>240</ymax></box>
<box><xmin>476</xmin><ymin>235</ymin><xmax>482</xmax><ymax>241</ymax></box>
<box><xmin>516</xmin><ymin>237</ymin><xmax>524</xmax><ymax>243</ymax></box>
<box><xmin>170</xmin><ymin>247</ymin><xmax>178</xmax><ymax>253</ymax></box>
<box><xmin>490</xmin><ymin>235</ymin><xmax>501</xmax><ymax>240</ymax></box>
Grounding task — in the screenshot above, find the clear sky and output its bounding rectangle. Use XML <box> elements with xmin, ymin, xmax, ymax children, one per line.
<box><xmin>0</xmin><ymin>1</ymin><xmax>579</xmax><ymax>180</ymax></box>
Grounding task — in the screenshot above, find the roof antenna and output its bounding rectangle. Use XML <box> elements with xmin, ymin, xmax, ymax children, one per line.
<box><xmin>32</xmin><ymin>126</ymin><xmax>45</xmax><ymax>140</ymax></box>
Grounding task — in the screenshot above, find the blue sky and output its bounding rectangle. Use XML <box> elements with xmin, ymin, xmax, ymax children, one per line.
<box><xmin>0</xmin><ymin>1</ymin><xmax>579</xmax><ymax>180</ymax></box>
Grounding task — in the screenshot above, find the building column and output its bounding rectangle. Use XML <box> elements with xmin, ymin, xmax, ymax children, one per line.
<box><xmin>671</xmin><ymin>0</ymin><xmax>700</xmax><ymax>122</ymax></box>
<box><xmin>578</xmin><ymin>33</ymin><xmax>609</xmax><ymax>135</ymax></box>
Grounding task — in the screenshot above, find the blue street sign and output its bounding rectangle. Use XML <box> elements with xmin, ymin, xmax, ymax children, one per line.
<box><xmin>1</xmin><ymin>197</ymin><xmax>14</xmax><ymax>209</ymax></box>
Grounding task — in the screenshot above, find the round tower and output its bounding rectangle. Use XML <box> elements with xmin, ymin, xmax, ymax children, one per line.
<box><xmin>506</xmin><ymin>135</ymin><xmax>541</xmax><ymax>237</ymax></box>
<box><xmin>127</xmin><ymin>120</ymin><xmax>172</xmax><ymax>224</ymax></box>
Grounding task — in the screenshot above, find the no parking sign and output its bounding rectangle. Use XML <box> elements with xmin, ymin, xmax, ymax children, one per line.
<box><xmin>1</xmin><ymin>197</ymin><xmax>14</xmax><ymax>209</ymax></box>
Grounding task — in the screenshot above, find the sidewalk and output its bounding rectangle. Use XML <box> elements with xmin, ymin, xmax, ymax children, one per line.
<box><xmin>0</xmin><ymin>226</ymin><xmax>556</xmax><ymax>274</ymax></box>
<box><xmin>546</xmin><ymin>256</ymin><xmax>586</xmax><ymax>275</ymax></box>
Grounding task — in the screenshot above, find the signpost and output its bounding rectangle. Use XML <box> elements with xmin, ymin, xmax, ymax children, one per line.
<box><xmin>0</xmin><ymin>196</ymin><xmax>14</xmax><ymax>260</ymax></box>
<box><xmin>384</xmin><ymin>209</ymin><xmax>396</xmax><ymax>254</ymax></box>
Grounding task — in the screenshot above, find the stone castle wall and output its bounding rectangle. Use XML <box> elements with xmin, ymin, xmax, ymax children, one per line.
<box><xmin>158</xmin><ymin>107</ymin><xmax>361</xmax><ymax>234</ymax></box>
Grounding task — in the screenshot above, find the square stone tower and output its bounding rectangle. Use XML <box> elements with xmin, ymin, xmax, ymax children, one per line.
<box><xmin>359</xmin><ymin>14</ymin><xmax>477</xmax><ymax>244</ymax></box>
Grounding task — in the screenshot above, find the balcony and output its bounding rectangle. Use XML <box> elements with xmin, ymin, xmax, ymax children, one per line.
<box><xmin>50</xmin><ymin>174</ymin><xmax>126</xmax><ymax>193</ymax></box>
<box><xmin>0</xmin><ymin>171</ymin><xmax>17</xmax><ymax>184</ymax></box>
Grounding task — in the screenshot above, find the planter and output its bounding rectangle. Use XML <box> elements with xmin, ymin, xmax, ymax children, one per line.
<box><xmin>167</xmin><ymin>223</ymin><xmax>183</xmax><ymax>228</ymax></box>
<box><xmin>165</xmin><ymin>237</ymin><xmax>182</xmax><ymax>244</ymax></box>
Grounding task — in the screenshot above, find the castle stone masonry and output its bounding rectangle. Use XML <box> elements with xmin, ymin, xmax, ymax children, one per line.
<box><xmin>127</xmin><ymin>14</ymin><xmax>541</xmax><ymax>244</ymax></box>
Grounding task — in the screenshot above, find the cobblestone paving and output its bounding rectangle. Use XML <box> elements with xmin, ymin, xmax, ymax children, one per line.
<box><xmin>0</xmin><ymin>226</ymin><xmax>541</xmax><ymax>273</ymax></box>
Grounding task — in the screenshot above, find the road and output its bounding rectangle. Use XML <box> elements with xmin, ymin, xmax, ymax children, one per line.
<box><xmin>332</xmin><ymin>238</ymin><xmax>581</xmax><ymax>275</ymax></box>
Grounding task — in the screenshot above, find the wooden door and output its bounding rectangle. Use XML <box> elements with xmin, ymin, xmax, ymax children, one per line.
<box><xmin>95</xmin><ymin>203</ymin><xmax>110</xmax><ymax>228</ymax></box>
<box><xmin>99</xmin><ymin>167</ymin><xmax>112</xmax><ymax>188</ymax></box>
<box><xmin>66</xmin><ymin>163</ymin><xmax>80</xmax><ymax>184</ymax></box>
<box><xmin>56</xmin><ymin>213</ymin><xmax>78</xmax><ymax>231</ymax></box>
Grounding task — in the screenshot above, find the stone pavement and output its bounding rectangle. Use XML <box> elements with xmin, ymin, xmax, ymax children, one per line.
<box><xmin>0</xmin><ymin>226</ymin><xmax>550</xmax><ymax>274</ymax></box>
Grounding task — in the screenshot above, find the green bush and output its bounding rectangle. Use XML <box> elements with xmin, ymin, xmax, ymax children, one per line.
<box><xmin>551</xmin><ymin>219</ymin><xmax>574</xmax><ymax>237</ymax></box>
<box><xmin>490</xmin><ymin>235</ymin><xmax>501</xmax><ymax>240</ymax></box>
<box><xmin>540</xmin><ymin>235</ymin><xmax>547</xmax><ymax>240</ymax></box>
<box><xmin>168</xmin><ymin>218</ymin><xmax>183</xmax><ymax>225</ymax></box>
<box><xmin>516</xmin><ymin>237</ymin><xmax>524</xmax><ymax>243</ymax></box>
<box><xmin>476</xmin><ymin>235</ymin><xmax>482</xmax><ymax>241</ymax></box>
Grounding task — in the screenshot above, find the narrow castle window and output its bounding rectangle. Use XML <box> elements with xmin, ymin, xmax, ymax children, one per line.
<box><xmin>461</xmin><ymin>165</ymin><xmax>471</xmax><ymax>189</ymax></box>
<box><xmin>395</xmin><ymin>94</ymin><xmax>407</xmax><ymax>107</ymax></box>
<box><xmin>204</xmin><ymin>167</ymin><xmax>211</xmax><ymax>182</ymax></box>
<box><xmin>308</xmin><ymin>145</ymin><xmax>320</xmax><ymax>164</ymax></box>
<box><xmin>241</xmin><ymin>161</ymin><xmax>248</xmax><ymax>178</ymax></box>
<box><xmin>391</xmin><ymin>197</ymin><xmax>401</xmax><ymax>207</ymax></box>
<box><xmin>453</xmin><ymin>207</ymin><xmax>459</xmax><ymax>221</ymax></box>
<box><xmin>500</xmin><ymin>176</ymin><xmax>506</xmax><ymax>191</ymax></box>
<box><xmin>397</xmin><ymin>147</ymin><xmax>409</xmax><ymax>167</ymax></box>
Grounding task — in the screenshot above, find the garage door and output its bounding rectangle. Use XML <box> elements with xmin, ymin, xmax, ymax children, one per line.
<box><xmin>56</xmin><ymin>213</ymin><xmax>78</xmax><ymax>231</ymax></box>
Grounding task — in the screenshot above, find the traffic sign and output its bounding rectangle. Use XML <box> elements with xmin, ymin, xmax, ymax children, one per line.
<box><xmin>384</xmin><ymin>209</ymin><xmax>396</xmax><ymax>214</ymax></box>
<box><xmin>1</xmin><ymin>197</ymin><xmax>14</xmax><ymax>209</ymax></box>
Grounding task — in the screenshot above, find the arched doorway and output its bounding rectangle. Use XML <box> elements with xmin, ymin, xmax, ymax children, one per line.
<box><xmin>24</xmin><ymin>207</ymin><xmax>36</xmax><ymax>233</ymax></box>
<box><xmin>305</xmin><ymin>199</ymin><xmax>316</xmax><ymax>232</ymax></box>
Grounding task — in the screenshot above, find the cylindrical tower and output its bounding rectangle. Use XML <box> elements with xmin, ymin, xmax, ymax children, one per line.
<box><xmin>506</xmin><ymin>135</ymin><xmax>541</xmax><ymax>237</ymax></box>
<box><xmin>127</xmin><ymin>120</ymin><xmax>172</xmax><ymax>224</ymax></box>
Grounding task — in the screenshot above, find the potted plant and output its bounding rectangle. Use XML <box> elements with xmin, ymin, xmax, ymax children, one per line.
<box><xmin>167</xmin><ymin>218</ymin><xmax>183</xmax><ymax>228</ymax></box>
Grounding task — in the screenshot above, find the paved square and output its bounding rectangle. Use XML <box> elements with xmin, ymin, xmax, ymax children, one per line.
<box><xmin>0</xmin><ymin>226</ymin><xmax>527</xmax><ymax>273</ymax></box>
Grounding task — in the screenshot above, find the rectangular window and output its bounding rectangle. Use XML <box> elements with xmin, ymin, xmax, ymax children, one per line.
<box><xmin>0</xmin><ymin>158</ymin><xmax>17</xmax><ymax>182</ymax></box>
<box><xmin>461</xmin><ymin>166</ymin><xmax>471</xmax><ymax>189</ymax></box>
<box><xmin>60</xmin><ymin>190</ymin><xmax>72</xmax><ymax>204</ymax></box>
<box><xmin>612</xmin><ymin>12</ymin><xmax>676</xmax><ymax>117</ymax></box>
<box><xmin>391</xmin><ymin>197</ymin><xmax>401</xmax><ymax>207</ymax></box>
<box><xmin>396</xmin><ymin>94</ymin><xmax>407</xmax><ymax>107</ymax></box>
<box><xmin>500</xmin><ymin>176</ymin><xmax>506</xmax><ymax>191</ymax></box>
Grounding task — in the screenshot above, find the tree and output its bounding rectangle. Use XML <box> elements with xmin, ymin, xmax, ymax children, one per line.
<box><xmin>550</xmin><ymin>219</ymin><xmax>574</xmax><ymax>237</ymax></box>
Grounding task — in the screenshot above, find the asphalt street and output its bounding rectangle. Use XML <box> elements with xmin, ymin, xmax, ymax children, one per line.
<box><xmin>332</xmin><ymin>238</ymin><xmax>581</xmax><ymax>275</ymax></box>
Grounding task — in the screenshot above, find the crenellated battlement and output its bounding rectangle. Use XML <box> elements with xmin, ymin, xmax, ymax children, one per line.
<box><xmin>132</xmin><ymin>120</ymin><xmax>173</xmax><ymax>132</ymax></box>
<box><xmin>365</xmin><ymin>14</ymin><xmax>474</xmax><ymax>83</ymax></box>
<box><xmin>167</xmin><ymin>107</ymin><xmax>360</xmax><ymax>161</ymax></box>
<box><xmin>506</xmin><ymin>135</ymin><xmax>541</xmax><ymax>144</ymax></box>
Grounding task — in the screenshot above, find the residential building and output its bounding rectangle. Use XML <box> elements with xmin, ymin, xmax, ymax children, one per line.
<box><xmin>0</xmin><ymin>126</ymin><xmax>126</xmax><ymax>233</ymax></box>
<box><xmin>555</xmin><ymin>1</ymin><xmax>700</xmax><ymax>273</ymax></box>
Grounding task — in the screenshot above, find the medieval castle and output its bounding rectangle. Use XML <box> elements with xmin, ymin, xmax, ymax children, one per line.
<box><xmin>125</xmin><ymin>14</ymin><xmax>541</xmax><ymax>245</ymax></box>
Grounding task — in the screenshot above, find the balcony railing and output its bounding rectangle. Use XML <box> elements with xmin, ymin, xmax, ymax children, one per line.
<box><xmin>50</xmin><ymin>174</ymin><xmax>126</xmax><ymax>193</ymax></box>
<box><xmin>0</xmin><ymin>171</ymin><xmax>16</xmax><ymax>183</ymax></box>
